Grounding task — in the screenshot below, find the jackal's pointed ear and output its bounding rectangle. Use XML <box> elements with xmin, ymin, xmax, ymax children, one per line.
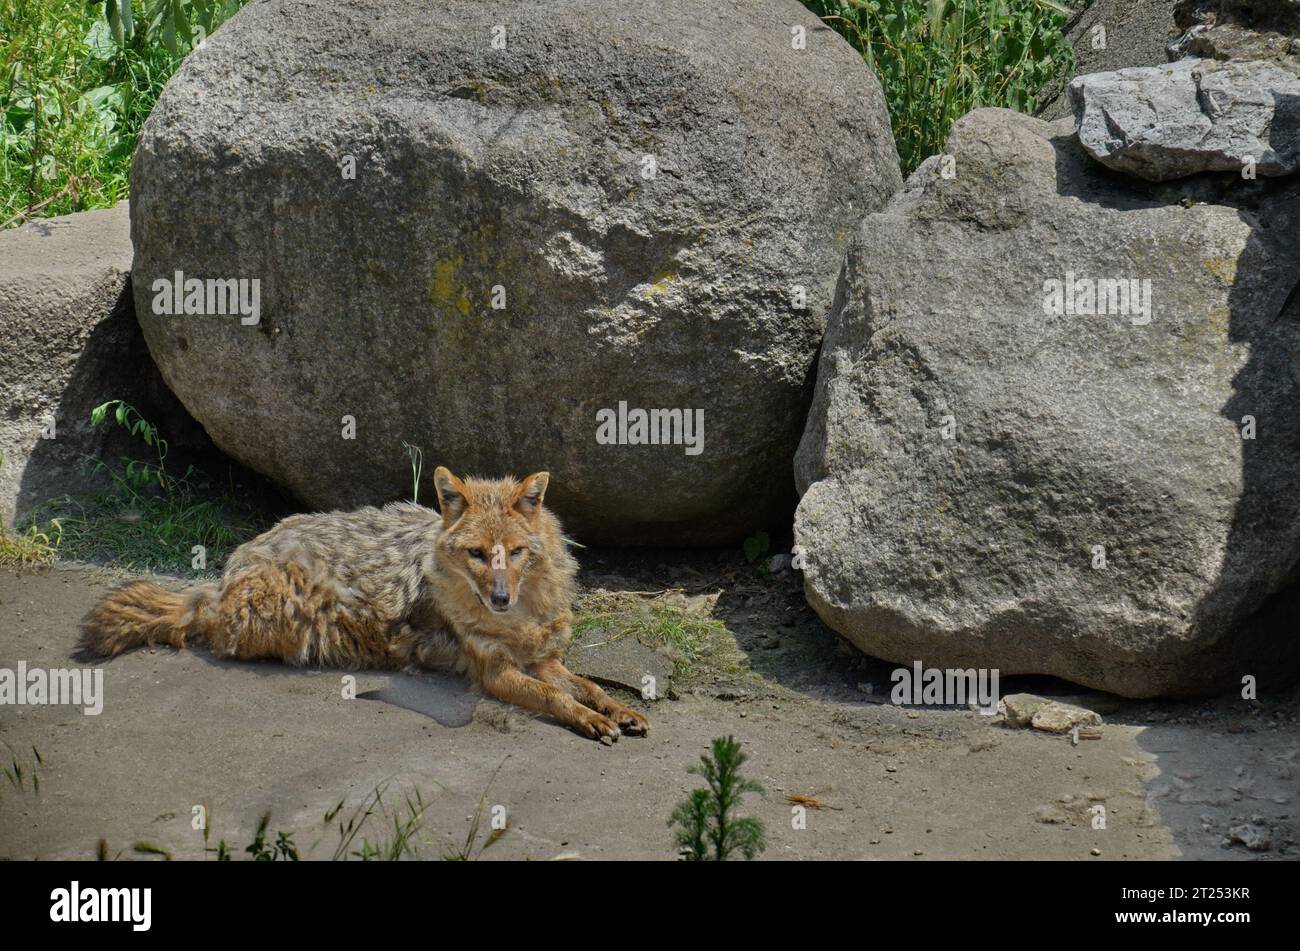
<box><xmin>433</xmin><ymin>466</ymin><xmax>470</xmax><ymax>522</ymax></box>
<box><xmin>513</xmin><ymin>471</ymin><xmax>549</xmax><ymax>517</ymax></box>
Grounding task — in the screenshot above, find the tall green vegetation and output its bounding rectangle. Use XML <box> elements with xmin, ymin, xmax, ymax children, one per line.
<box><xmin>3</xmin><ymin>1</ymin><xmax>1073</xmax><ymax>224</ymax></box>
<box><xmin>1</xmin><ymin>0</ymin><xmax>245</xmax><ymax>227</ymax></box>
<box><xmin>803</xmin><ymin>0</ymin><xmax>1075</xmax><ymax>174</ymax></box>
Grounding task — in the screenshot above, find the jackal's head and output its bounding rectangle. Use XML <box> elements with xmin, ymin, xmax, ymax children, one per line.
<box><xmin>432</xmin><ymin>466</ymin><xmax>550</xmax><ymax>614</ymax></box>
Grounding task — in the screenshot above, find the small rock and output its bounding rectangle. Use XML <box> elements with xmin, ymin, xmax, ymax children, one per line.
<box><xmin>1224</xmin><ymin>825</ymin><xmax>1271</xmax><ymax>851</ymax></box>
<box><xmin>768</xmin><ymin>553</ymin><xmax>793</xmax><ymax>574</ymax></box>
<box><xmin>1001</xmin><ymin>693</ymin><xmax>1052</xmax><ymax>727</ymax></box>
<box><xmin>1034</xmin><ymin>804</ymin><xmax>1070</xmax><ymax>825</ymax></box>
<box><xmin>1031</xmin><ymin>702</ymin><xmax>1103</xmax><ymax>734</ymax></box>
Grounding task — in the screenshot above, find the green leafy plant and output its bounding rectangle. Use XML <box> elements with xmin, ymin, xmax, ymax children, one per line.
<box><xmin>743</xmin><ymin>530</ymin><xmax>771</xmax><ymax>564</ymax></box>
<box><xmin>802</xmin><ymin>0</ymin><xmax>1074</xmax><ymax>174</ymax></box>
<box><xmin>743</xmin><ymin>527</ymin><xmax>769</xmax><ymax>571</ymax></box>
<box><xmin>206</xmin><ymin>812</ymin><xmax>299</xmax><ymax>861</ymax></box>
<box><xmin>670</xmin><ymin>735</ymin><xmax>766</xmax><ymax>861</ymax></box>
<box><xmin>243</xmin><ymin>813</ymin><xmax>300</xmax><ymax>861</ymax></box>
<box><xmin>2</xmin><ymin>0</ymin><xmax>248</xmax><ymax>226</ymax></box>
<box><xmin>90</xmin><ymin>399</ymin><xmax>173</xmax><ymax>489</ymax></box>
<box><xmin>105</xmin><ymin>0</ymin><xmax>244</xmax><ymax>56</ymax></box>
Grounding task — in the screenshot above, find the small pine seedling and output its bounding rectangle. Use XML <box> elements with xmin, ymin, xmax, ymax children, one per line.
<box><xmin>669</xmin><ymin>735</ymin><xmax>766</xmax><ymax>861</ymax></box>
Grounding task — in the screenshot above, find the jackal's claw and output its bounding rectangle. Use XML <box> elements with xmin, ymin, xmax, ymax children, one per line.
<box><xmin>612</xmin><ymin>707</ymin><xmax>650</xmax><ymax>736</ymax></box>
<box><xmin>576</xmin><ymin>710</ymin><xmax>621</xmax><ymax>741</ymax></box>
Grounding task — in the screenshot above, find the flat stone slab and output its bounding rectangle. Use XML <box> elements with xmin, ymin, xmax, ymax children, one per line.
<box><xmin>567</xmin><ymin>627</ymin><xmax>673</xmax><ymax>699</ymax></box>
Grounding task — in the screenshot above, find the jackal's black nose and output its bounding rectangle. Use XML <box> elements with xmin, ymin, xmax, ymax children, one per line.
<box><xmin>490</xmin><ymin>571</ymin><xmax>510</xmax><ymax>610</ymax></box>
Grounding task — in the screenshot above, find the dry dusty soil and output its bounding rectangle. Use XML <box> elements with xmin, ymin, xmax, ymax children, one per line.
<box><xmin>1</xmin><ymin>552</ymin><xmax>1297</xmax><ymax>861</ymax></box>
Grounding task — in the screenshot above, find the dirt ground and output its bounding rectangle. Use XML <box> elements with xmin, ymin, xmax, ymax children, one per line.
<box><xmin>1</xmin><ymin>553</ymin><xmax>1297</xmax><ymax>861</ymax></box>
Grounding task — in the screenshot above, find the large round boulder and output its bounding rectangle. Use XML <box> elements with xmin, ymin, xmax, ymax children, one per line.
<box><xmin>794</xmin><ymin>107</ymin><xmax>1300</xmax><ymax>697</ymax></box>
<box><xmin>129</xmin><ymin>0</ymin><xmax>901</xmax><ymax>543</ymax></box>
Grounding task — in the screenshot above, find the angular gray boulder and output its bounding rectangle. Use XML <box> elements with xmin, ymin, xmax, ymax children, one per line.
<box><xmin>794</xmin><ymin>107</ymin><xmax>1300</xmax><ymax>697</ymax></box>
<box><xmin>129</xmin><ymin>0</ymin><xmax>901</xmax><ymax>544</ymax></box>
<box><xmin>1070</xmin><ymin>58</ymin><xmax>1300</xmax><ymax>180</ymax></box>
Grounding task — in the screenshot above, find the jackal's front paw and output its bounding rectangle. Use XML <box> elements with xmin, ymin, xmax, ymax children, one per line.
<box><xmin>609</xmin><ymin>705</ymin><xmax>650</xmax><ymax>736</ymax></box>
<box><xmin>573</xmin><ymin>709</ymin><xmax>621</xmax><ymax>742</ymax></box>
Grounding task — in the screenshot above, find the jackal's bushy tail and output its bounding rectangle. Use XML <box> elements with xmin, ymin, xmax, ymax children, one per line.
<box><xmin>80</xmin><ymin>580</ymin><xmax>218</xmax><ymax>657</ymax></box>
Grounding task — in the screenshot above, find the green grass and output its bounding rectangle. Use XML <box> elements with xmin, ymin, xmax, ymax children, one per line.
<box><xmin>4</xmin><ymin>401</ymin><xmax>268</xmax><ymax>574</ymax></box>
<box><xmin>37</xmin><ymin>478</ymin><xmax>262</xmax><ymax>574</ymax></box>
<box><xmin>326</xmin><ymin>785</ymin><xmax>440</xmax><ymax>862</ymax></box>
<box><xmin>39</xmin><ymin>400</ymin><xmax>266</xmax><ymax>572</ymax></box>
<box><xmin>439</xmin><ymin>785</ymin><xmax>508</xmax><ymax>861</ymax></box>
<box><xmin>574</xmin><ymin>590</ymin><xmax>730</xmax><ymax>671</ymax></box>
<box><xmin>0</xmin><ymin>451</ymin><xmax>64</xmax><ymax>567</ymax></box>
<box><xmin>1</xmin><ymin>740</ymin><xmax>46</xmax><ymax>798</ymax></box>
<box><xmin>96</xmin><ymin>783</ymin><xmax>505</xmax><ymax>861</ymax></box>
<box><xmin>1</xmin><ymin>0</ymin><xmax>246</xmax><ymax>227</ymax></box>
<box><xmin>802</xmin><ymin>0</ymin><xmax>1075</xmax><ymax>174</ymax></box>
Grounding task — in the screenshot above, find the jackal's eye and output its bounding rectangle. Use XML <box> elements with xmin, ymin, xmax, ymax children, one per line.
<box><xmin>468</xmin><ymin>548</ymin><xmax>486</xmax><ymax>560</ymax></box>
<box><xmin>510</xmin><ymin>546</ymin><xmax>526</xmax><ymax>558</ymax></box>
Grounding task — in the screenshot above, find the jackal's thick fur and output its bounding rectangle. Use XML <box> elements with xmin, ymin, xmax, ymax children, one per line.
<box><xmin>80</xmin><ymin>467</ymin><xmax>648</xmax><ymax>740</ymax></box>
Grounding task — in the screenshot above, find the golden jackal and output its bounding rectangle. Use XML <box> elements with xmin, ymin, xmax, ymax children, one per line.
<box><xmin>80</xmin><ymin>467</ymin><xmax>648</xmax><ymax>741</ymax></box>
